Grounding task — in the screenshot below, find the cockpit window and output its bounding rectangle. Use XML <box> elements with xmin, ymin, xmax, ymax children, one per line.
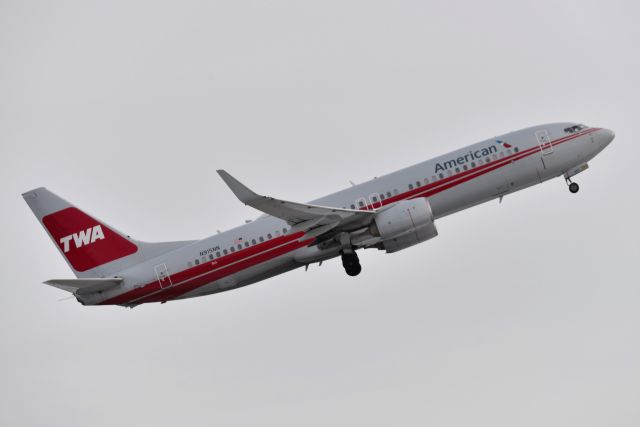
<box><xmin>564</xmin><ymin>124</ymin><xmax>588</xmax><ymax>133</ymax></box>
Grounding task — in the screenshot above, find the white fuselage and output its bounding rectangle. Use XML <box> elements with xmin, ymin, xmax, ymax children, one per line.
<box><xmin>88</xmin><ymin>123</ymin><xmax>613</xmax><ymax>306</ymax></box>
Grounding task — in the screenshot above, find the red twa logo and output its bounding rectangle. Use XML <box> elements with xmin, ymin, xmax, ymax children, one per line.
<box><xmin>42</xmin><ymin>207</ymin><xmax>137</xmax><ymax>272</ymax></box>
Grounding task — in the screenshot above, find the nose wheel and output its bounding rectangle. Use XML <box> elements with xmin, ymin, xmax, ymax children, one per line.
<box><xmin>569</xmin><ymin>182</ymin><xmax>579</xmax><ymax>193</ymax></box>
<box><xmin>565</xmin><ymin>176</ymin><xmax>580</xmax><ymax>194</ymax></box>
<box><xmin>341</xmin><ymin>252</ymin><xmax>361</xmax><ymax>276</ymax></box>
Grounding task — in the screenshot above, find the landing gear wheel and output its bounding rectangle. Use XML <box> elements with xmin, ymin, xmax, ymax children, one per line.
<box><xmin>341</xmin><ymin>252</ymin><xmax>362</xmax><ymax>277</ymax></box>
<box><xmin>569</xmin><ymin>182</ymin><xmax>579</xmax><ymax>193</ymax></box>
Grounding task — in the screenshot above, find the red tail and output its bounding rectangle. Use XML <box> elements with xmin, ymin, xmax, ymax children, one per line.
<box><xmin>24</xmin><ymin>187</ymin><xmax>193</xmax><ymax>279</ymax></box>
<box><xmin>42</xmin><ymin>207</ymin><xmax>138</xmax><ymax>272</ymax></box>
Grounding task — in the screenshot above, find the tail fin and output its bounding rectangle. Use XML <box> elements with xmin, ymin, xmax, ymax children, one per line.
<box><xmin>22</xmin><ymin>188</ymin><xmax>193</xmax><ymax>278</ymax></box>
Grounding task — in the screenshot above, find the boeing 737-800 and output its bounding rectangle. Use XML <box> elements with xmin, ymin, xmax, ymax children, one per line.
<box><xmin>23</xmin><ymin>123</ymin><xmax>614</xmax><ymax>307</ymax></box>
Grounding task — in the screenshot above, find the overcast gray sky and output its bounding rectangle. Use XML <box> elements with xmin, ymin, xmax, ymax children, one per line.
<box><xmin>1</xmin><ymin>1</ymin><xmax>639</xmax><ymax>426</ymax></box>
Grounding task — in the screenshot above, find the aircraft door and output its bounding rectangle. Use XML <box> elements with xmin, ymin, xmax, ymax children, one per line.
<box><xmin>154</xmin><ymin>263</ymin><xmax>172</xmax><ymax>288</ymax></box>
<box><xmin>535</xmin><ymin>129</ymin><xmax>554</xmax><ymax>156</ymax></box>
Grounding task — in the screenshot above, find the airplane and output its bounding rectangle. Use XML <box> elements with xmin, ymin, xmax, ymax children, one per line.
<box><xmin>23</xmin><ymin>122</ymin><xmax>614</xmax><ymax>307</ymax></box>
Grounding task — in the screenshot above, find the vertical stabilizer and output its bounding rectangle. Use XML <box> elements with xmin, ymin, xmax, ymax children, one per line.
<box><xmin>23</xmin><ymin>187</ymin><xmax>144</xmax><ymax>278</ymax></box>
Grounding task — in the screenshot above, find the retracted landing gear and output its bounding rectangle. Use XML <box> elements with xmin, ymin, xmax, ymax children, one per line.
<box><xmin>565</xmin><ymin>176</ymin><xmax>580</xmax><ymax>194</ymax></box>
<box><xmin>341</xmin><ymin>252</ymin><xmax>361</xmax><ymax>276</ymax></box>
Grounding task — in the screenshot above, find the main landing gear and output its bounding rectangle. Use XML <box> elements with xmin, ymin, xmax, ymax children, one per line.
<box><xmin>341</xmin><ymin>251</ymin><xmax>362</xmax><ymax>276</ymax></box>
<box><xmin>565</xmin><ymin>176</ymin><xmax>580</xmax><ymax>194</ymax></box>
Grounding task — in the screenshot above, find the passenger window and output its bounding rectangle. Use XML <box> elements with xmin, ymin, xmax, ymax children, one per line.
<box><xmin>223</xmin><ymin>249</ymin><xmax>228</xmax><ymax>255</ymax></box>
<box><xmin>358</xmin><ymin>200</ymin><xmax>364</xmax><ymax>207</ymax></box>
<box><xmin>372</xmin><ymin>196</ymin><xmax>378</xmax><ymax>202</ymax></box>
<box><xmin>379</xmin><ymin>194</ymin><xmax>385</xmax><ymax>200</ymax></box>
<box><xmin>209</xmin><ymin>254</ymin><xmax>214</xmax><ymax>260</ymax></box>
<box><xmin>514</xmin><ymin>147</ymin><xmax>519</xmax><ymax>153</ymax></box>
<box><xmin>455</xmin><ymin>167</ymin><xmax>460</xmax><ymax>173</ymax></box>
<box><xmin>386</xmin><ymin>191</ymin><xmax>392</xmax><ymax>197</ymax></box>
<box><xmin>439</xmin><ymin>173</ymin><xmax>444</xmax><ymax>179</ymax></box>
<box><xmin>507</xmin><ymin>149</ymin><xmax>512</xmax><ymax>155</ymax></box>
<box><xmin>244</xmin><ymin>242</ymin><xmax>250</xmax><ymax>248</ymax></box>
<box><xmin>431</xmin><ymin>175</ymin><xmax>436</xmax><ymax>181</ymax></box>
<box><xmin>251</xmin><ymin>239</ymin><xmax>256</xmax><ymax>245</ymax></box>
<box><xmin>267</xmin><ymin>233</ymin><xmax>273</xmax><ymax>239</ymax></box>
<box><xmin>230</xmin><ymin>247</ymin><xmax>235</xmax><ymax>253</ymax></box>
<box><xmin>282</xmin><ymin>228</ymin><xmax>287</xmax><ymax>234</ymax></box>
<box><xmin>463</xmin><ymin>165</ymin><xmax>468</xmax><ymax>171</ymax></box>
<box><xmin>350</xmin><ymin>204</ymin><xmax>356</xmax><ymax>209</ymax></box>
<box><xmin>471</xmin><ymin>162</ymin><xmax>476</xmax><ymax>167</ymax></box>
<box><xmin>259</xmin><ymin>236</ymin><xmax>264</xmax><ymax>242</ymax></box>
<box><xmin>216</xmin><ymin>251</ymin><xmax>221</xmax><ymax>257</ymax></box>
<box><xmin>195</xmin><ymin>259</ymin><xmax>200</xmax><ymax>265</ymax></box>
<box><xmin>408</xmin><ymin>184</ymin><xmax>413</xmax><ymax>190</ymax></box>
<box><xmin>485</xmin><ymin>157</ymin><xmax>490</xmax><ymax>163</ymax></box>
<box><xmin>416</xmin><ymin>181</ymin><xmax>421</xmax><ymax>187</ymax></box>
<box><xmin>237</xmin><ymin>244</ymin><xmax>242</xmax><ymax>250</ymax></box>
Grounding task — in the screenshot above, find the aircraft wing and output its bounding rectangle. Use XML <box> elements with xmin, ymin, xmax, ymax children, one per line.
<box><xmin>217</xmin><ymin>170</ymin><xmax>376</xmax><ymax>229</ymax></box>
<box><xmin>44</xmin><ymin>278</ymin><xmax>123</xmax><ymax>295</ymax></box>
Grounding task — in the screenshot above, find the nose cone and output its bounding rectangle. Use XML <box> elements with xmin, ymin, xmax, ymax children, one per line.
<box><xmin>600</xmin><ymin>128</ymin><xmax>615</xmax><ymax>146</ymax></box>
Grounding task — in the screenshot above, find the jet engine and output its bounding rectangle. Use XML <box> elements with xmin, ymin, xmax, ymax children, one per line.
<box><xmin>369</xmin><ymin>198</ymin><xmax>438</xmax><ymax>253</ymax></box>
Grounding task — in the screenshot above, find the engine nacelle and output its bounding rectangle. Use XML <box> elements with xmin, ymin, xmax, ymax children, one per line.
<box><xmin>370</xmin><ymin>198</ymin><xmax>438</xmax><ymax>253</ymax></box>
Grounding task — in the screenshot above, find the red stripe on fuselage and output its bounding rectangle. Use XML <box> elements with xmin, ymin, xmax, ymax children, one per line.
<box><xmin>100</xmin><ymin>232</ymin><xmax>307</xmax><ymax>305</ymax></box>
<box><xmin>360</xmin><ymin>127</ymin><xmax>599</xmax><ymax>209</ymax></box>
<box><xmin>103</xmin><ymin>127</ymin><xmax>599</xmax><ymax>305</ymax></box>
<box><xmin>132</xmin><ymin>237</ymin><xmax>315</xmax><ymax>304</ymax></box>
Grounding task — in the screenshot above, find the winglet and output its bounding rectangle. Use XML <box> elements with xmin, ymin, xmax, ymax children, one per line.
<box><xmin>217</xmin><ymin>170</ymin><xmax>261</xmax><ymax>204</ymax></box>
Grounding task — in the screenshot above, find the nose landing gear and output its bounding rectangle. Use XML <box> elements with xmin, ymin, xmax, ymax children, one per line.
<box><xmin>341</xmin><ymin>252</ymin><xmax>361</xmax><ymax>276</ymax></box>
<box><xmin>565</xmin><ymin>176</ymin><xmax>580</xmax><ymax>194</ymax></box>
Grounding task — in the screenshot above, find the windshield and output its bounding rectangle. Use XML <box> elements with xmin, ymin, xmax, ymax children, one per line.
<box><xmin>564</xmin><ymin>124</ymin><xmax>588</xmax><ymax>133</ymax></box>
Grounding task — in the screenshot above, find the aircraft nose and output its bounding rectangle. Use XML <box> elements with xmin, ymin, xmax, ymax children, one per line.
<box><xmin>600</xmin><ymin>128</ymin><xmax>615</xmax><ymax>146</ymax></box>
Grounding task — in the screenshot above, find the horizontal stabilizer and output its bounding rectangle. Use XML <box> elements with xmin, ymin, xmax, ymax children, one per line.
<box><xmin>44</xmin><ymin>278</ymin><xmax>123</xmax><ymax>295</ymax></box>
